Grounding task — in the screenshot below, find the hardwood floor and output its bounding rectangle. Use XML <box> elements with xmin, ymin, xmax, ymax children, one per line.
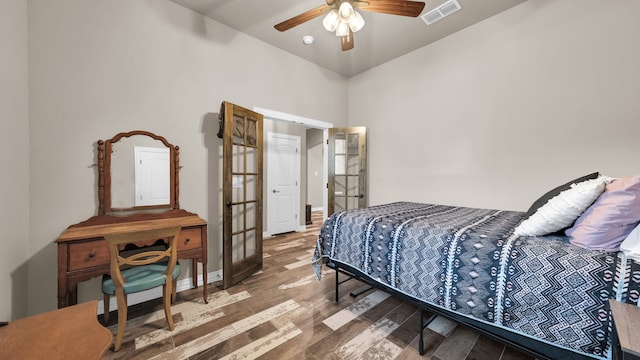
<box><xmin>100</xmin><ymin>212</ymin><xmax>534</xmax><ymax>360</ymax></box>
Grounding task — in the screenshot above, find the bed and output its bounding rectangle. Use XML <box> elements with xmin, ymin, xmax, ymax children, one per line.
<box><xmin>312</xmin><ymin>187</ymin><xmax>640</xmax><ymax>360</ymax></box>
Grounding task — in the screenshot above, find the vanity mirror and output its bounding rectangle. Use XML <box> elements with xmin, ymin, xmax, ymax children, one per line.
<box><xmin>98</xmin><ymin>130</ymin><xmax>179</xmax><ymax>215</ymax></box>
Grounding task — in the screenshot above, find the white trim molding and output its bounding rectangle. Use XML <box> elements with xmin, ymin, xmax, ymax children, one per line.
<box><xmin>253</xmin><ymin>107</ymin><xmax>333</xmax><ymax>129</ymax></box>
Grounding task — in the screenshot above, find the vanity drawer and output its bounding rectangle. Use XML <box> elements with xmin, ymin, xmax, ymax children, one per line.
<box><xmin>178</xmin><ymin>227</ymin><xmax>202</xmax><ymax>251</ymax></box>
<box><xmin>68</xmin><ymin>240</ymin><xmax>110</xmax><ymax>271</ymax></box>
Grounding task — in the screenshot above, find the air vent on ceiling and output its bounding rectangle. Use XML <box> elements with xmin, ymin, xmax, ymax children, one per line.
<box><xmin>420</xmin><ymin>0</ymin><xmax>462</xmax><ymax>25</ymax></box>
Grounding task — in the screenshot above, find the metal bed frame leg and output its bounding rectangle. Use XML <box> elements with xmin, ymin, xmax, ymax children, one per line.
<box><xmin>333</xmin><ymin>262</ymin><xmax>375</xmax><ymax>302</ymax></box>
<box><xmin>335</xmin><ymin>264</ymin><xmax>340</xmax><ymax>302</ymax></box>
<box><xmin>419</xmin><ymin>309</ymin><xmax>437</xmax><ymax>356</ymax></box>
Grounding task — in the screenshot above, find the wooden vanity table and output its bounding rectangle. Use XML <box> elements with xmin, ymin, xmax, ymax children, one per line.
<box><xmin>56</xmin><ymin>209</ymin><xmax>207</xmax><ymax>308</ymax></box>
<box><xmin>56</xmin><ymin>131</ymin><xmax>208</xmax><ymax>308</ymax></box>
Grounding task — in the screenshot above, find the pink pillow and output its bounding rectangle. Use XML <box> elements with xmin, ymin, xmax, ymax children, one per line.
<box><xmin>566</xmin><ymin>175</ymin><xmax>640</xmax><ymax>251</ymax></box>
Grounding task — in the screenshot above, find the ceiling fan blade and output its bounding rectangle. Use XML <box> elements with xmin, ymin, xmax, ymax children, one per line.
<box><xmin>341</xmin><ymin>29</ymin><xmax>354</xmax><ymax>51</ymax></box>
<box><xmin>274</xmin><ymin>4</ymin><xmax>332</xmax><ymax>32</ymax></box>
<box><xmin>358</xmin><ymin>0</ymin><xmax>425</xmax><ymax>17</ymax></box>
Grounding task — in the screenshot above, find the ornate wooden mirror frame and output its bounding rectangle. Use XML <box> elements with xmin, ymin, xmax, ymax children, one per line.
<box><xmin>97</xmin><ymin>130</ymin><xmax>180</xmax><ymax>215</ymax></box>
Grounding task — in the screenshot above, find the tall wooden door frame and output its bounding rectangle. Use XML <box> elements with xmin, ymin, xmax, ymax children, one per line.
<box><xmin>327</xmin><ymin>127</ymin><xmax>367</xmax><ymax>215</ymax></box>
<box><xmin>222</xmin><ymin>102</ymin><xmax>264</xmax><ymax>289</ymax></box>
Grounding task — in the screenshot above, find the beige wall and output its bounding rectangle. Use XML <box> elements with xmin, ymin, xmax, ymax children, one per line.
<box><xmin>0</xmin><ymin>0</ymin><xmax>29</xmax><ymax>321</ymax></box>
<box><xmin>349</xmin><ymin>0</ymin><xmax>640</xmax><ymax>211</ymax></box>
<box><xmin>25</xmin><ymin>0</ymin><xmax>348</xmax><ymax>316</ymax></box>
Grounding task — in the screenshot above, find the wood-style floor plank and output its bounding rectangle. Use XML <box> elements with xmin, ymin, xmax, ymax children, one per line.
<box><xmin>99</xmin><ymin>211</ymin><xmax>534</xmax><ymax>360</ymax></box>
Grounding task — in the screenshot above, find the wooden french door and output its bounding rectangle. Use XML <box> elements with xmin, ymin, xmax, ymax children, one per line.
<box><xmin>328</xmin><ymin>127</ymin><xmax>367</xmax><ymax>215</ymax></box>
<box><xmin>222</xmin><ymin>102</ymin><xmax>263</xmax><ymax>289</ymax></box>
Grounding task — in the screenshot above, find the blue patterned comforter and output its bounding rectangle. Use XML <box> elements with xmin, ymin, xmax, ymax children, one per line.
<box><xmin>312</xmin><ymin>202</ymin><xmax>640</xmax><ymax>359</ymax></box>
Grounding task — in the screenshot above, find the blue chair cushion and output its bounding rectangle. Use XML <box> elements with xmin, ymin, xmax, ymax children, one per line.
<box><xmin>102</xmin><ymin>262</ymin><xmax>181</xmax><ymax>295</ymax></box>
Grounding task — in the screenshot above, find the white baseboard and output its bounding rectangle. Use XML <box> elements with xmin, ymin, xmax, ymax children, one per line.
<box><xmin>97</xmin><ymin>269</ymin><xmax>223</xmax><ymax>315</ymax></box>
<box><xmin>311</xmin><ymin>206</ymin><xmax>323</xmax><ymax>212</ymax></box>
<box><xmin>263</xmin><ymin>224</ymin><xmax>308</xmax><ymax>238</ymax></box>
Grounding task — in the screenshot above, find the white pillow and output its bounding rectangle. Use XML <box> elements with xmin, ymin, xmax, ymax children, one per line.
<box><xmin>514</xmin><ymin>177</ymin><xmax>607</xmax><ymax>237</ymax></box>
<box><xmin>620</xmin><ymin>223</ymin><xmax>640</xmax><ymax>261</ymax></box>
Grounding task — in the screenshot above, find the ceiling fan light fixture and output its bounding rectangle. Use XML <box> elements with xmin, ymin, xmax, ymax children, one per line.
<box><xmin>326</xmin><ymin>1</ymin><xmax>365</xmax><ymax>35</ymax></box>
<box><xmin>322</xmin><ymin>9</ymin><xmax>339</xmax><ymax>32</ymax></box>
<box><xmin>349</xmin><ymin>10</ymin><xmax>365</xmax><ymax>32</ymax></box>
<box><xmin>335</xmin><ymin>21</ymin><xmax>350</xmax><ymax>37</ymax></box>
<box><xmin>338</xmin><ymin>2</ymin><xmax>354</xmax><ymax>21</ymax></box>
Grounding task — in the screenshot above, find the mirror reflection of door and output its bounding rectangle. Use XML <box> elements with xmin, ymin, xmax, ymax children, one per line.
<box><xmin>222</xmin><ymin>102</ymin><xmax>264</xmax><ymax>289</ymax></box>
<box><xmin>328</xmin><ymin>127</ymin><xmax>367</xmax><ymax>216</ymax></box>
<box><xmin>134</xmin><ymin>146</ymin><xmax>170</xmax><ymax>206</ymax></box>
<box><xmin>267</xmin><ymin>132</ymin><xmax>300</xmax><ymax>235</ymax></box>
<box><xmin>108</xmin><ymin>134</ymin><xmax>174</xmax><ymax>210</ymax></box>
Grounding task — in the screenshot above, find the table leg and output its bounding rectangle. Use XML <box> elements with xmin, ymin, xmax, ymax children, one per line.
<box><xmin>69</xmin><ymin>287</ymin><xmax>78</xmax><ymax>306</ymax></box>
<box><xmin>191</xmin><ymin>259</ymin><xmax>198</xmax><ymax>288</ymax></box>
<box><xmin>202</xmin><ymin>262</ymin><xmax>208</xmax><ymax>304</ymax></box>
<box><xmin>57</xmin><ymin>295</ymin><xmax>68</xmax><ymax>309</ymax></box>
<box><xmin>57</xmin><ymin>281</ymin><xmax>78</xmax><ymax>308</ymax></box>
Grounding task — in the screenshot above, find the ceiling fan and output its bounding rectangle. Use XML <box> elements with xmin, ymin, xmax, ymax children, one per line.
<box><xmin>274</xmin><ymin>0</ymin><xmax>426</xmax><ymax>51</ymax></box>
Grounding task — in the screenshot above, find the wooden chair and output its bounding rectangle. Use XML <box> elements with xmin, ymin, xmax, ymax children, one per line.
<box><xmin>102</xmin><ymin>226</ymin><xmax>182</xmax><ymax>352</ymax></box>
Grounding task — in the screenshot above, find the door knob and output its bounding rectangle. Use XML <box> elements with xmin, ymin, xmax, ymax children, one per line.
<box><xmin>272</xmin><ymin>189</ymin><xmax>280</xmax><ymax>193</ymax></box>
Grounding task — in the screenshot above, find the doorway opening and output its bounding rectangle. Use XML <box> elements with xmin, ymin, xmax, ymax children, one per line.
<box><xmin>254</xmin><ymin>107</ymin><xmax>332</xmax><ymax>236</ymax></box>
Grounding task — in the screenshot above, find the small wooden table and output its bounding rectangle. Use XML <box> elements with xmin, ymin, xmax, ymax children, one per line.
<box><xmin>610</xmin><ymin>299</ymin><xmax>640</xmax><ymax>360</ymax></box>
<box><xmin>56</xmin><ymin>209</ymin><xmax>208</xmax><ymax>308</ymax></box>
<box><xmin>0</xmin><ymin>300</ymin><xmax>112</xmax><ymax>359</ymax></box>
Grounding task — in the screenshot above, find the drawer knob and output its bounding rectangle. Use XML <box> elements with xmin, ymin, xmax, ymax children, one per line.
<box><xmin>185</xmin><ymin>238</ymin><xmax>191</xmax><ymax>243</ymax></box>
<box><xmin>88</xmin><ymin>251</ymin><xmax>96</xmax><ymax>258</ymax></box>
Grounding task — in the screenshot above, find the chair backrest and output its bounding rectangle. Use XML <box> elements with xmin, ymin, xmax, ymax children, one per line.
<box><xmin>104</xmin><ymin>226</ymin><xmax>182</xmax><ymax>289</ymax></box>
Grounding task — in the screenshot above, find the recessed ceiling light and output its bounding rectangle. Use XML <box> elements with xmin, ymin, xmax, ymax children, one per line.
<box><xmin>302</xmin><ymin>35</ymin><xmax>314</xmax><ymax>45</ymax></box>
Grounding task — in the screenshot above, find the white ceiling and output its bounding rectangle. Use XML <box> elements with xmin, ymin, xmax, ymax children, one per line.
<box><xmin>170</xmin><ymin>0</ymin><xmax>526</xmax><ymax>77</ymax></box>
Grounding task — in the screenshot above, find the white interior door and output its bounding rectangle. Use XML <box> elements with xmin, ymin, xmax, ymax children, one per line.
<box><xmin>134</xmin><ymin>146</ymin><xmax>170</xmax><ymax>206</ymax></box>
<box><xmin>267</xmin><ymin>132</ymin><xmax>300</xmax><ymax>235</ymax></box>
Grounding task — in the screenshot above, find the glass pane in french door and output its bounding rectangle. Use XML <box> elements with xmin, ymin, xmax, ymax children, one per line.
<box><xmin>335</xmin><ymin>196</ymin><xmax>346</xmax><ymax>213</ymax></box>
<box><xmin>232</xmin><ymin>233</ymin><xmax>243</xmax><ymax>262</ymax></box>
<box><xmin>245</xmin><ymin>229</ymin><xmax>256</xmax><ymax>257</ymax></box>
